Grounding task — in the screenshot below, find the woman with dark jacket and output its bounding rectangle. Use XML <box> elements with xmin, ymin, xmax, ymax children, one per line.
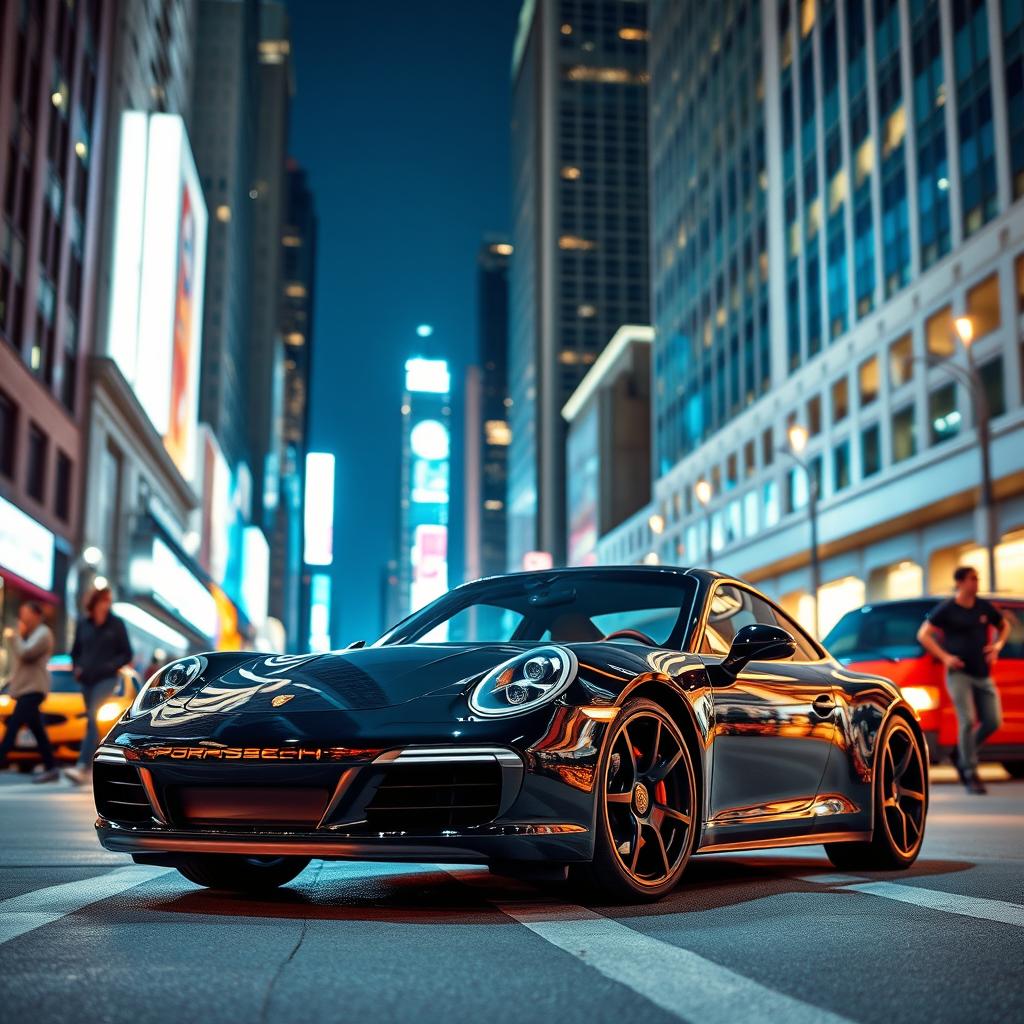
<box><xmin>66</xmin><ymin>586</ymin><xmax>132</xmax><ymax>784</ymax></box>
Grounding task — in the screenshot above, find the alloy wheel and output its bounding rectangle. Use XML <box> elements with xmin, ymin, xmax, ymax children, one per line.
<box><xmin>879</xmin><ymin>720</ymin><xmax>926</xmax><ymax>857</ymax></box>
<box><xmin>604</xmin><ymin>709</ymin><xmax>695</xmax><ymax>887</ymax></box>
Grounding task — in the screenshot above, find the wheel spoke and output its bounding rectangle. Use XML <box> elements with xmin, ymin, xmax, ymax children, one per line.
<box><xmin>883</xmin><ymin>795</ymin><xmax>899</xmax><ymax>808</ymax></box>
<box><xmin>650</xmin><ymin>824</ymin><xmax>671</xmax><ymax>877</ymax></box>
<box><xmin>651</xmin><ymin>747</ymin><xmax>682</xmax><ymax>783</ymax></box>
<box><xmin>607</xmin><ymin>791</ymin><xmax>632</xmax><ymax>804</ymax></box>
<box><xmin>648</xmin><ymin>720</ymin><xmax>662</xmax><ymax>774</ymax></box>
<box><xmin>893</xmin><ymin>740</ymin><xmax>914</xmax><ymax>781</ymax></box>
<box><xmin>897</xmin><ymin>806</ymin><xmax>909</xmax><ymax>851</ymax></box>
<box><xmin>629</xmin><ymin>815</ymin><xmax>642</xmax><ymax>872</ymax></box>
<box><xmin>897</xmin><ymin>786</ymin><xmax>925</xmax><ymax>803</ymax></box>
<box><xmin>620</xmin><ymin>726</ymin><xmax>638</xmax><ymax>779</ymax></box>
<box><xmin>656</xmin><ymin>803</ymin><xmax>691</xmax><ymax>827</ymax></box>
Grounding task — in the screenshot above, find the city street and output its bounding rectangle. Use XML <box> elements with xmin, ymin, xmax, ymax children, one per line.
<box><xmin>0</xmin><ymin>768</ymin><xmax>1020</xmax><ymax>1024</ymax></box>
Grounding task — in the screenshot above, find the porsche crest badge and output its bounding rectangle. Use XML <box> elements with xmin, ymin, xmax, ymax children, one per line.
<box><xmin>271</xmin><ymin>694</ymin><xmax>296</xmax><ymax>708</ymax></box>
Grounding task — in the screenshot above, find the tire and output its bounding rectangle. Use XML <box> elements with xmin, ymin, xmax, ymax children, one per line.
<box><xmin>176</xmin><ymin>854</ymin><xmax>311</xmax><ymax>892</ymax></box>
<box><xmin>1004</xmin><ymin>761</ymin><xmax>1024</xmax><ymax>780</ymax></box>
<box><xmin>825</xmin><ymin>715</ymin><xmax>928</xmax><ymax>870</ymax></box>
<box><xmin>577</xmin><ymin>697</ymin><xmax>699</xmax><ymax>902</ymax></box>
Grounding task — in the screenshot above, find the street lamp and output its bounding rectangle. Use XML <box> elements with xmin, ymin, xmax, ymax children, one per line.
<box><xmin>906</xmin><ymin>315</ymin><xmax>997</xmax><ymax>591</ymax></box>
<box><xmin>694</xmin><ymin>479</ymin><xmax>712</xmax><ymax>565</ymax></box>
<box><xmin>781</xmin><ymin>424</ymin><xmax>820</xmax><ymax>640</ymax></box>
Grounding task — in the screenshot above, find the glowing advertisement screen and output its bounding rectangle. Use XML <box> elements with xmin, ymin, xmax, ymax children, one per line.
<box><xmin>410</xmin><ymin>524</ymin><xmax>448</xmax><ymax>612</ymax></box>
<box><xmin>107</xmin><ymin>112</ymin><xmax>207</xmax><ymax>482</ymax></box>
<box><xmin>304</xmin><ymin>452</ymin><xmax>336</xmax><ymax>566</ymax></box>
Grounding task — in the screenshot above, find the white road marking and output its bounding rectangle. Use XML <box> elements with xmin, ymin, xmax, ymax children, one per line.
<box><xmin>438</xmin><ymin>867</ymin><xmax>852</xmax><ymax>1024</ymax></box>
<box><xmin>841</xmin><ymin>880</ymin><xmax>1024</xmax><ymax>927</ymax></box>
<box><xmin>495</xmin><ymin>900</ymin><xmax>855</xmax><ymax>1024</ymax></box>
<box><xmin>0</xmin><ymin>865</ymin><xmax>170</xmax><ymax>946</ymax></box>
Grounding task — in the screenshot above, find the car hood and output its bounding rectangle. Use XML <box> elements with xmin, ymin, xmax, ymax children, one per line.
<box><xmin>183</xmin><ymin>644</ymin><xmax>530</xmax><ymax>715</ymax></box>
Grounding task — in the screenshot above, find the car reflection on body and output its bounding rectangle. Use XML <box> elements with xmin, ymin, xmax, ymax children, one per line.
<box><xmin>92</xmin><ymin>567</ymin><xmax>928</xmax><ymax>901</ymax></box>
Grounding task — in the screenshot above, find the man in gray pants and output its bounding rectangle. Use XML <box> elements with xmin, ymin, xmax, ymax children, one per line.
<box><xmin>917</xmin><ymin>566</ymin><xmax>1010</xmax><ymax>794</ymax></box>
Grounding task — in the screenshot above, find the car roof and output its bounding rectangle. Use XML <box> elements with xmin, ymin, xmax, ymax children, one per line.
<box><xmin>461</xmin><ymin>565</ymin><xmax>725</xmax><ymax>588</ymax></box>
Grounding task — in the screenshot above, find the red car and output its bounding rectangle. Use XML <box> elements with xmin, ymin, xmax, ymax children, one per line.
<box><xmin>824</xmin><ymin>596</ymin><xmax>1024</xmax><ymax>777</ymax></box>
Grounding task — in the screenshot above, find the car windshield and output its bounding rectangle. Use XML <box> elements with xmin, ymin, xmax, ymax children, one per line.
<box><xmin>375</xmin><ymin>571</ymin><xmax>700</xmax><ymax>648</ymax></box>
<box><xmin>824</xmin><ymin>600</ymin><xmax>936</xmax><ymax>662</ymax></box>
<box><xmin>49</xmin><ymin>670</ymin><xmax>81</xmax><ymax>693</ymax></box>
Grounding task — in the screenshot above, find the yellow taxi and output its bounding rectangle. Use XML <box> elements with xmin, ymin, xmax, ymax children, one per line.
<box><xmin>0</xmin><ymin>655</ymin><xmax>139</xmax><ymax>767</ymax></box>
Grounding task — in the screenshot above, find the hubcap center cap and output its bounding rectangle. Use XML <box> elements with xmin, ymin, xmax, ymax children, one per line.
<box><xmin>633</xmin><ymin>783</ymin><xmax>650</xmax><ymax>815</ymax></box>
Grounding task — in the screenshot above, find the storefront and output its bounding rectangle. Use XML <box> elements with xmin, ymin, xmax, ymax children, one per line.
<box><xmin>0</xmin><ymin>494</ymin><xmax>64</xmax><ymax>676</ymax></box>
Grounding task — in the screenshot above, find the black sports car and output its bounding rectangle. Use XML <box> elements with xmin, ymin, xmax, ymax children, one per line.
<box><xmin>92</xmin><ymin>567</ymin><xmax>929</xmax><ymax>901</ymax></box>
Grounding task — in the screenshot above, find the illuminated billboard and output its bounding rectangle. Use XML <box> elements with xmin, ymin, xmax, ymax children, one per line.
<box><xmin>309</xmin><ymin>573</ymin><xmax>332</xmax><ymax>652</ymax></box>
<box><xmin>107</xmin><ymin>112</ymin><xmax>207</xmax><ymax>482</ymax></box>
<box><xmin>405</xmin><ymin>357</ymin><xmax>451</xmax><ymax>394</ymax></box>
<box><xmin>410</xmin><ymin>524</ymin><xmax>448</xmax><ymax>611</ymax></box>
<box><xmin>303</xmin><ymin>452</ymin><xmax>335</xmax><ymax>566</ymax></box>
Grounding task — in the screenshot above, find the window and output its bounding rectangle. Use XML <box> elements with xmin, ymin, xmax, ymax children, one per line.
<box><xmin>859</xmin><ymin>355</ymin><xmax>880</xmax><ymax>406</ymax></box>
<box><xmin>702</xmin><ymin>583</ymin><xmax>818</xmax><ymax>661</ymax></box>
<box><xmin>54</xmin><ymin>450</ymin><xmax>72</xmax><ymax>521</ymax></box>
<box><xmin>762</xmin><ymin>427</ymin><xmax>774</xmax><ymax>466</ymax></box>
<box><xmin>832</xmin><ymin>376</ymin><xmax>849</xmax><ymax>421</ymax></box>
<box><xmin>833</xmin><ymin>439</ymin><xmax>851</xmax><ymax>490</ymax></box>
<box><xmin>925</xmin><ymin>305</ymin><xmax>954</xmax><ymax>357</ymax></box>
<box><xmin>0</xmin><ymin>389</ymin><xmax>16</xmax><ymax>479</ymax></box>
<box><xmin>979</xmin><ymin>357</ymin><xmax>1006</xmax><ymax>418</ymax></box>
<box><xmin>892</xmin><ymin>405</ymin><xmax>916</xmax><ymax>462</ymax></box>
<box><xmin>26</xmin><ymin>423</ymin><xmax>47</xmax><ymax>502</ymax></box>
<box><xmin>929</xmin><ymin>382</ymin><xmax>959</xmax><ymax>443</ymax></box>
<box><xmin>807</xmin><ymin>394</ymin><xmax>822</xmax><ymax>435</ymax></box>
<box><xmin>889</xmin><ymin>333</ymin><xmax>913</xmax><ymax>387</ymax></box>
<box><xmin>744</xmin><ymin>439</ymin><xmax>756</xmax><ymax>478</ymax></box>
<box><xmin>861</xmin><ymin>423</ymin><xmax>881</xmax><ymax>476</ymax></box>
<box><xmin>1016</xmin><ymin>255</ymin><xmax>1024</xmax><ymax>314</ymax></box>
<box><xmin>965</xmin><ymin>274</ymin><xmax>1001</xmax><ymax>339</ymax></box>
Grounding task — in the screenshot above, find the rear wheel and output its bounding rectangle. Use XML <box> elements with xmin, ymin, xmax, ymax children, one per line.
<box><xmin>176</xmin><ymin>854</ymin><xmax>311</xmax><ymax>892</ymax></box>
<box><xmin>579</xmin><ymin>698</ymin><xmax>699</xmax><ymax>902</ymax></box>
<box><xmin>826</xmin><ymin>716</ymin><xmax>927</xmax><ymax>870</ymax></box>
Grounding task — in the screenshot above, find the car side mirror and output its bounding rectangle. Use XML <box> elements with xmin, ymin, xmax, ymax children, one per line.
<box><xmin>722</xmin><ymin>623</ymin><xmax>797</xmax><ymax>676</ymax></box>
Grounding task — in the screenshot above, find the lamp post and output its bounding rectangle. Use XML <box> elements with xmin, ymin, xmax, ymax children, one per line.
<box><xmin>906</xmin><ymin>316</ymin><xmax>997</xmax><ymax>591</ymax></box>
<box><xmin>781</xmin><ymin>424</ymin><xmax>820</xmax><ymax>639</ymax></box>
<box><xmin>694</xmin><ymin>479</ymin><xmax>712</xmax><ymax>566</ymax></box>
<box><xmin>953</xmin><ymin>316</ymin><xmax>998</xmax><ymax>593</ymax></box>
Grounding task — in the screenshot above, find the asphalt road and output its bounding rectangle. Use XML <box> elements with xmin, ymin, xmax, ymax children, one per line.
<box><xmin>0</xmin><ymin>767</ymin><xmax>1021</xmax><ymax>1024</ymax></box>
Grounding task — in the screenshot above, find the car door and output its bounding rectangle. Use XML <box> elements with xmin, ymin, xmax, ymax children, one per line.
<box><xmin>702</xmin><ymin>583</ymin><xmax>836</xmax><ymax>824</ymax></box>
<box><xmin>990</xmin><ymin>601</ymin><xmax>1024</xmax><ymax>748</ymax></box>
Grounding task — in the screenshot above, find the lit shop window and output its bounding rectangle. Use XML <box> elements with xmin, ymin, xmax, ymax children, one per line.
<box><xmin>817</xmin><ymin>576</ymin><xmax>866</xmax><ymax>636</ymax></box>
<box><xmin>925</xmin><ymin>305</ymin><xmax>955</xmax><ymax>358</ymax></box>
<box><xmin>965</xmin><ymin>274</ymin><xmax>1001</xmax><ymax>339</ymax></box>
<box><xmin>889</xmin><ymin>333</ymin><xmax>913</xmax><ymax>387</ymax></box>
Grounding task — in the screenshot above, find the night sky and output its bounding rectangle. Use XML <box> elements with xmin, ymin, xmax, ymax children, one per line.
<box><xmin>286</xmin><ymin>0</ymin><xmax>522</xmax><ymax>643</ymax></box>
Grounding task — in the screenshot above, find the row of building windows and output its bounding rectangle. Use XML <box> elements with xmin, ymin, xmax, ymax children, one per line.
<box><xmin>0</xmin><ymin>388</ymin><xmax>73</xmax><ymax>523</ymax></box>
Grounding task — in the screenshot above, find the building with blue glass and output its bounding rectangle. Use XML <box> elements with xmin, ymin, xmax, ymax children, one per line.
<box><xmin>599</xmin><ymin>0</ymin><xmax>1024</xmax><ymax>636</ymax></box>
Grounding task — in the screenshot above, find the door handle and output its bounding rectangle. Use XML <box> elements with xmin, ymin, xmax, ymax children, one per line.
<box><xmin>811</xmin><ymin>693</ymin><xmax>836</xmax><ymax>717</ymax></box>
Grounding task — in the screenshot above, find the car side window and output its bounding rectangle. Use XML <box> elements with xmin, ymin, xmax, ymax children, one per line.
<box><xmin>702</xmin><ymin>584</ymin><xmax>818</xmax><ymax>662</ymax></box>
<box><xmin>702</xmin><ymin>584</ymin><xmax>773</xmax><ymax>655</ymax></box>
<box><xmin>997</xmin><ymin>605</ymin><xmax>1024</xmax><ymax>660</ymax></box>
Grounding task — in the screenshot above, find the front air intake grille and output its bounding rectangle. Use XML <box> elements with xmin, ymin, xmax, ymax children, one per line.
<box><xmin>94</xmin><ymin>763</ymin><xmax>153</xmax><ymax>824</ymax></box>
<box><xmin>364</xmin><ymin>761</ymin><xmax>502</xmax><ymax>832</ymax></box>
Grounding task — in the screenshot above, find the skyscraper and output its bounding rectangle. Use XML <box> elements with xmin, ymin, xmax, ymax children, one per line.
<box><xmin>270</xmin><ymin>160</ymin><xmax>317</xmax><ymax>649</ymax></box>
<box><xmin>190</xmin><ymin>0</ymin><xmax>258</xmax><ymax>475</ymax></box>
<box><xmin>507</xmin><ymin>0</ymin><xmax>650</xmax><ymax>570</ymax></box>
<box><xmin>633</xmin><ymin>0</ymin><xmax>1024</xmax><ymax>636</ymax></box>
<box><xmin>464</xmin><ymin>239</ymin><xmax>512</xmax><ymax>583</ymax></box>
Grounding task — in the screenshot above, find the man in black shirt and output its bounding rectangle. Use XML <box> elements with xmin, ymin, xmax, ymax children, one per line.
<box><xmin>917</xmin><ymin>566</ymin><xmax>1010</xmax><ymax>793</ymax></box>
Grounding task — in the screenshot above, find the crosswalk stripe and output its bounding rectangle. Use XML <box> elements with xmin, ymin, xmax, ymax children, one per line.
<box><xmin>841</xmin><ymin>880</ymin><xmax>1024</xmax><ymax>927</ymax></box>
<box><xmin>495</xmin><ymin>900</ymin><xmax>855</xmax><ymax>1024</ymax></box>
<box><xmin>0</xmin><ymin>865</ymin><xmax>170</xmax><ymax>946</ymax></box>
<box><xmin>437</xmin><ymin>867</ymin><xmax>852</xmax><ymax>1024</ymax></box>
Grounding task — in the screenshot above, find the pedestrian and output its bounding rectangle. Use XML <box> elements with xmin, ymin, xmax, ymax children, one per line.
<box><xmin>0</xmin><ymin>601</ymin><xmax>59</xmax><ymax>782</ymax></box>
<box><xmin>917</xmin><ymin>565</ymin><xmax>1010</xmax><ymax>794</ymax></box>
<box><xmin>65</xmin><ymin>586</ymin><xmax>133</xmax><ymax>785</ymax></box>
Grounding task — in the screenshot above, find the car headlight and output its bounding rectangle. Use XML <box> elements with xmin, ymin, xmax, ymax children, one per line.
<box><xmin>129</xmin><ymin>656</ymin><xmax>206</xmax><ymax>718</ymax></box>
<box><xmin>468</xmin><ymin>645</ymin><xmax>577</xmax><ymax>718</ymax></box>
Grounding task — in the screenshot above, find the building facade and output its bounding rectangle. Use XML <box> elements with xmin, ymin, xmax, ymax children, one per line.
<box><xmin>270</xmin><ymin>159</ymin><xmax>317</xmax><ymax>649</ymax></box>
<box><xmin>563</xmin><ymin>324</ymin><xmax>652</xmax><ymax>565</ymax></box>
<box><xmin>507</xmin><ymin>0</ymin><xmax>651</xmax><ymax>570</ymax></box>
<box><xmin>0</xmin><ymin>0</ymin><xmax>115</xmax><ymax>656</ymax></box>
<box><xmin>623</xmin><ymin>0</ymin><xmax>1024</xmax><ymax>638</ymax></box>
<box><xmin>398</xmin><ymin>358</ymin><xmax>452</xmax><ymax>621</ymax></box>
<box><xmin>464</xmin><ymin>238</ymin><xmax>512</xmax><ymax>583</ymax></box>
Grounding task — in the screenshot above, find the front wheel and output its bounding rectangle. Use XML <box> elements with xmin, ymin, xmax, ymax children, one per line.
<box><xmin>826</xmin><ymin>716</ymin><xmax>927</xmax><ymax>870</ymax></box>
<box><xmin>176</xmin><ymin>854</ymin><xmax>311</xmax><ymax>892</ymax></box>
<box><xmin>578</xmin><ymin>697</ymin><xmax>699</xmax><ymax>902</ymax></box>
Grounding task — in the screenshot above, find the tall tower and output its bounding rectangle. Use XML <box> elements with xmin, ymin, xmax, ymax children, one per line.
<box><xmin>507</xmin><ymin>0</ymin><xmax>650</xmax><ymax>570</ymax></box>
